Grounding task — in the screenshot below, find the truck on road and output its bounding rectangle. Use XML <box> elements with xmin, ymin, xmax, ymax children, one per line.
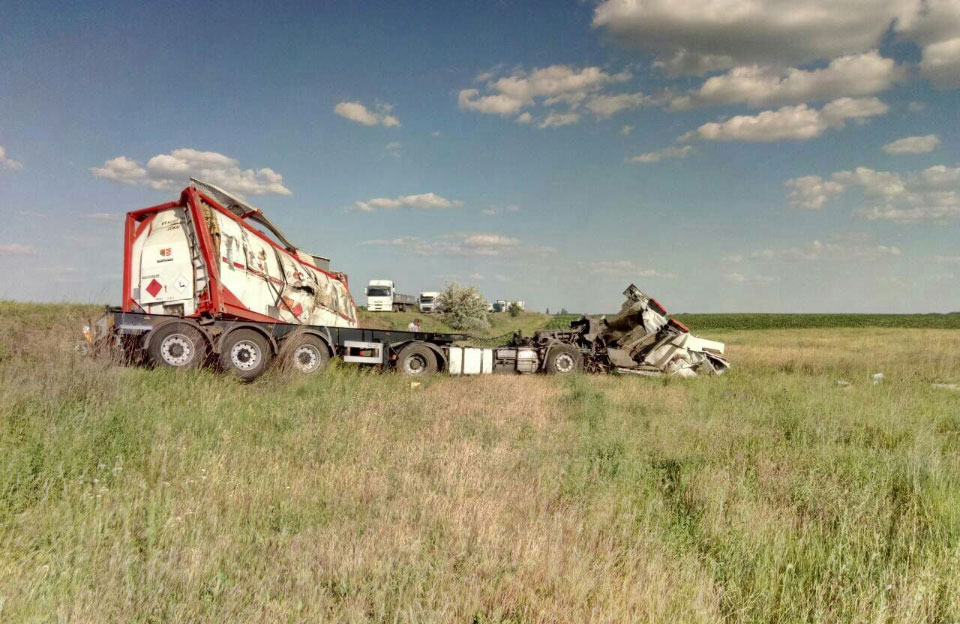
<box><xmin>366</xmin><ymin>280</ymin><xmax>416</xmax><ymax>312</ymax></box>
<box><xmin>86</xmin><ymin>180</ymin><xmax>728</xmax><ymax>381</ymax></box>
<box><xmin>418</xmin><ymin>291</ymin><xmax>440</xmax><ymax>313</ymax></box>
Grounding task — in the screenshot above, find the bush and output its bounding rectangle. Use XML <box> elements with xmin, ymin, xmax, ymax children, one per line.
<box><xmin>437</xmin><ymin>282</ymin><xmax>489</xmax><ymax>332</ymax></box>
<box><xmin>508</xmin><ymin>302</ymin><xmax>522</xmax><ymax>317</ymax></box>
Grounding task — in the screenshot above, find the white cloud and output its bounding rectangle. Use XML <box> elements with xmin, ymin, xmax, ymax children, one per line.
<box><xmin>0</xmin><ymin>243</ymin><xmax>36</xmax><ymax>255</ymax></box>
<box><xmin>621</xmin><ymin>124</ymin><xmax>634</xmax><ymax>135</ymax></box>
<box><xmin>787</xmin><ymin>164</ymin><xmax>960</xmax><ymax>222</ymax></box>
<box><xmin>897</xmin><ymin>3</ymin><xmax>960</xmax><ymax>88</ymax></box>
<box><xmin>935</xmin><ymin>255</ymin><xmax>960</xmax><ymax>264</ymax></box>
<box><xmin>353</xmin><ymin>193</ymin><xmax>463</xmax><ymax>212</ymax></box>
<box><xmin>909</xmin><ymin>101</ymin><xmax>927</xmax><ymax>112</ymax></box>
<box><xmin>362</xmin><ymin>232</ymin><xmax>532</xmax><ymax>257</ymax></box>
<box><xmin>538</xmin><ymin>111</ymin><xmax>581</xmax><ymax>128</ymax></box>
<box><xmin>920</xmin><ymin>38</ymin><xmax>960</xmax><ymax>88</ymax></box>
<box><xmin>481</xmin><ymin>208</ymin><xmax>498</xmax><ymax>216</ymax></box>
<box><xmin>629</xmin><ymin>145</ymin><xmax>694</xmax><ymax>164</ymax></box>
<box><xmin>680</xmin><ymin>97</ymin><xmax>887</xmax><ymax>142</ymax></box>
<box><xmin>784</xmin><ymin>175</ymin><xmax>845</xmax><ymax>209</ymax></box>
<box><xmin>671</xmin><ymin>51</ymin><xmax>900</xmax><ymax>109</ymax></box>
<box><xmin>584</xmin><ymin>260</ymin><xmax>675</xmax><ymax>278</ymax></box>
<box><xmin>820</xmin><ymin>96</ymin><xmax>889</xmax><ymax>123</ymax></box>
<box><xmin>593</xmin><ymin>0</ymin><xmax>917</xmax><ymax>75</ymax></box>
<box><xmin>91</xmin><ymin>156</ymin><xmax>145</xmax><ymax>184</ymax></box>
<box><xmin>458</xmin><ymin>65</ymin><xmax>631</xmax><ymax>123</ymax></box>
<box><xmin>0</xmin><ymin>145</ymin><xmax>23</xmax><ymax>170</ymax></box>
<box><xmin>91</xmin><ymin>148</ymin><xmax>292</xmax><ymax>196</ymax></box>
<box><xmin>585</xmin><ymin>91</ymin><xmax>651</xmax><ymax>118</ymax></box>
<box><xmin>384</xmin><ymin>141</ymin><xmax>402</xmax><ymax>158</ymax></box>
<box><xmin>334</xmin><ymin>101</ymin><xmax>401</xmax><ymax>127</ymax></box>
<box><xmin>724</xmin><ymin>272</ymin><xmax>780</xmax><ymax>286</ymax></box>
<box><xmin>747</xmin><ymin>237</ymin><xmax>901</xmax><ymax>262</ymax></box>
<box><xmin>882</xmin><ymin>134</ymin><xmax>940</xmax><ymax>154</ymax></box>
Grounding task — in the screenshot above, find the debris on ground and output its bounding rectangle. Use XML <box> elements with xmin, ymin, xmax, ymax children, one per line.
<box><xmin>932</xmin><ymin>383</ymin><xmax>960</xmax><ymax>391</ymax></box>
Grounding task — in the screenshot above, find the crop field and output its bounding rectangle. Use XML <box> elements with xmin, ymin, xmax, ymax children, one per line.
<box><xmin>2</xmin><ymin>302</ymin><xmax>960</xmax><ymax>622</ymax></box>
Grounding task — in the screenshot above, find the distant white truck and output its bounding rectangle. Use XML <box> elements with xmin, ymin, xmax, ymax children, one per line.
<box><xmin>419</xmin><ymin>291</ymin><xmax>441</xmax><ymax>313</ymax></box>
<box><xmin>366</xmin><ymin>279</ymin><xmax>416</xmax><ymax>312</ymax></box>
<box><xmin>492</xmin><ymin>299</ymin><xmax>525</xmax><ymax>313</ymax></box>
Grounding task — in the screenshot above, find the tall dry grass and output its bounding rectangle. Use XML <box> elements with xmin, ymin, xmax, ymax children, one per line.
<box><xmin>1</xmin><ymin>304</ymin><xmax>960</xmax><ymax>622</ymax></box>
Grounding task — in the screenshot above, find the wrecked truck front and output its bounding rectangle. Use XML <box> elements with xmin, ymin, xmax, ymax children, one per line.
<box><xmin>599</xmin><ymin>284</ymin><xmax>730</xmax><ymax>377</ymax></box>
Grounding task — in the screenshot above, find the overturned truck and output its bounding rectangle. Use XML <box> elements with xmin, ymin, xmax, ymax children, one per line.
<box><xmin>86</xmin><ymin>181</ymin><xmax>728</xmax><ymax>380</ymax></box>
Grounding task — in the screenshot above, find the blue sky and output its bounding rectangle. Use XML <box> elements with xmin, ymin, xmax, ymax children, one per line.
<box><xmin>1</xmin><ymin>0</ymin><xmax>959</xmax><ymax>313</ymax></box>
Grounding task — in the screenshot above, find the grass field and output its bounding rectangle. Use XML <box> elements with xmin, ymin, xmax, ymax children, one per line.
<box><xmin>2</xmin><ymin>302</ymin><xmax>960</xmax><ymax>622</ymax></box>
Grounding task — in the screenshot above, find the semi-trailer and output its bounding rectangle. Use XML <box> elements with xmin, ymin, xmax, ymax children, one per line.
<box><xmin>86</xmin><ymin>180</ymin><xmax>729</xmax><ymax>381</ymax></box>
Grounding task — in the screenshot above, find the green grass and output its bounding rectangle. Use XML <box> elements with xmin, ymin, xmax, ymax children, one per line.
<box><xmin>3</xmin><ymin>303</ymin><xmax>960</xmax><ymax>622</ymax></box>
<box><xmin>674</xmin><ymin>313</ymin><xmax>960</xmax><ymax>331</ymax></box>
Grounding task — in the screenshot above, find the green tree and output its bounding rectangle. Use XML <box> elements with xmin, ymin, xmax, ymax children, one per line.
<box><xmin>436</xmin><ymin>282</ymin><xmax>489</xmax><ymax>331</ymax></box>
<box><xmin>508</xmin><ymin>302</ymin><xmax>522</xmax><ymax>317</ymax></box>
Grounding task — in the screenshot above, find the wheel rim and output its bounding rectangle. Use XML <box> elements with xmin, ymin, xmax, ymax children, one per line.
<box><xmin>404</xmin><ymin>353</ymin><xmax>428</xmax><ymax>375</ymax></box>
<box><xmin>160</xmin><ymin>334</ymin><xmax>193</xmax><ymax>366</ymax></box>
<box><xmin>555</xmin><ymin>353</ymin><xmax>575</xmax><ymax>373</ymax></box>
<box><xmin>293</xmin><ymin>344</ymin><xmax>320</xmax><ymax>373</ymax></box>
<box><xmin>231</xmin><ymin>340</ymin><xmax>261</xmax><ymax>371</ymax></box>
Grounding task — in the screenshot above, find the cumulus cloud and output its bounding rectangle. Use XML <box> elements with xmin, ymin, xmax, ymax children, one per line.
<box><xmin>919</xmin><ymin>38</ymin><xmax>960</xmax><ymax>88</ymax></box>
<box><xmin>538</xmin><ymin>112</ymin><xmax>581</xmax><ymax>128</ymax></box>
<box><xmin>747</xmin><ymin>237</ymin><xmax>901</xmax><ymax>263</ymax></box>
<box><xmin>784</xmin><ymin>176</ymin><xmax>846</xmax><ymax>209</ymax></box>
<box><xmin>91</xmin><ymin>148</ymin><xmax>292</xmax><ymax>196</ymax></box>
<box><xmin>680</xmin><ymin>97</ymin><xmax>888</xmax><ymax>142</ymax></box>
<box><xmin>362</xmin><ymin>232</ymin><xmax>539</xmax><ymax>257</ymax></box>
<box><xmin>593</xmin><ymin>0</ymin><xmax>917</xmax><ymax>74</ymax></box>
<box><xmin>724</xmin><ymin>272</ymin><xmax>780</xmax><ymax>286</ymax></box>
<box><xmin>91</xmin><ymin>156</ymin><xmax>145</xmax><ymax>184</ymax></box>
<box><xmin>584</xmin><ymin>260</ymin><xmax>675</xmax><ymax>278</ymax></box>
<box><xmin>585</xmin><ymin>91</ymin><xmax>653</xmax><ymax>118</ymax></box>
<box><xmin>459</xmin><ymin>65</ymin><xmax>641</xmax><ymax>125</ymax></box>
<box><xmin>629</xmin><ymin>145</ymin><xmax>694</xmax><ymax>164</ymax></box>
<box><xmin>671</xmin><ymin>51</ymin><xmax>901</xmax><ymax>109</ymax></box>
<box><xmin>0</xmin><ymin>145</ymin><xmax>23</xmax><ymax>170</ymax></box>
<box><xmin>0</xmin><ymin>243</ymin><xmax>36</xmax><ymax>255</ymax></box>
<box><xmin>785</xmin><ymin>164</ymin><xmax>960</xmax><ymax>221</ymax></box>
<box><xmin>882</xmin><ymin>134</ymin><xmax>941</xmax><ymax>154</ymax></box>
<box><xmin>896</xmin><ymin>2</ymin><xmax>960</xmax><ymax>88</ymax></box>
<box><xmin>334</xmin><ymin>101</ymin><xmax>401</xmax><ymax>127</ymax></box>
<box><xmin>353</xmin><ymin>193</ymin><xmax>463</xmax><ymax>212</ymax></box>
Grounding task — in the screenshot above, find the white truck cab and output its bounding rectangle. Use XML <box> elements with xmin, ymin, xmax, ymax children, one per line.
<box><xmin>366</xmin><ymin>280</ymin><xmax>416</xmax><ymax>312</ymax></box>
<box><xmin>418</xmin><ymin>291</ymin><xmax>440</xmax><ymax>313</ymax></box>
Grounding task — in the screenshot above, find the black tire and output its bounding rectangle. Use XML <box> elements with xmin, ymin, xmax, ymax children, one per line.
<box><xmin>396</xmin><ymin>343</ymin><xmax>438</xmax><ymax>377</ymax></box>
<box><xmin>220</xmin><ymin>329</ymin><xmax>272</xmax><ymax>381</ymax></box>
<box><xmin>147</xmin><ymin>323</ymin><xmax>208</xmax><ymax>369</ymax></box>
<box><xmin>545</xmin><ymin>344</ymin><xmax>582</xmax><ymax>375</ymax></box>
<box><xmin>284</xmin><ymin>335</ymin><xmax>331</xmax><ymax>375</ymax></box>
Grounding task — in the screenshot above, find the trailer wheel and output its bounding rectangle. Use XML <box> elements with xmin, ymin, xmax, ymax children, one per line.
<box><xmin>285</xmin><ymin>335</ymin><xmax>331</xmax><ymax>375</ymax></box>
<box><xmin>220</xmin><ymin>329</ymin><xmax>272</xmax><ymax>381</ymax></box>
<box><xmin>545</xmin><ymin>344</ymin><xmax>582</xmax><ymax>375</ymax></box>
<box><xmin>147</xmin><ymin>323</ymin><xmax>208</xmax><ymax>369</ymax></box>
<box><xmin>397</xmin><ymin>343</ymin><xmax>437</xmax><ymax>377</ymax></box>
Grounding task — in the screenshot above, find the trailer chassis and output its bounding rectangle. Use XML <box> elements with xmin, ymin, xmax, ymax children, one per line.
<box><xmin>91</xmin><ymin>307</ymin><xmax>468</xmax><ymax>380</ymax></box>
